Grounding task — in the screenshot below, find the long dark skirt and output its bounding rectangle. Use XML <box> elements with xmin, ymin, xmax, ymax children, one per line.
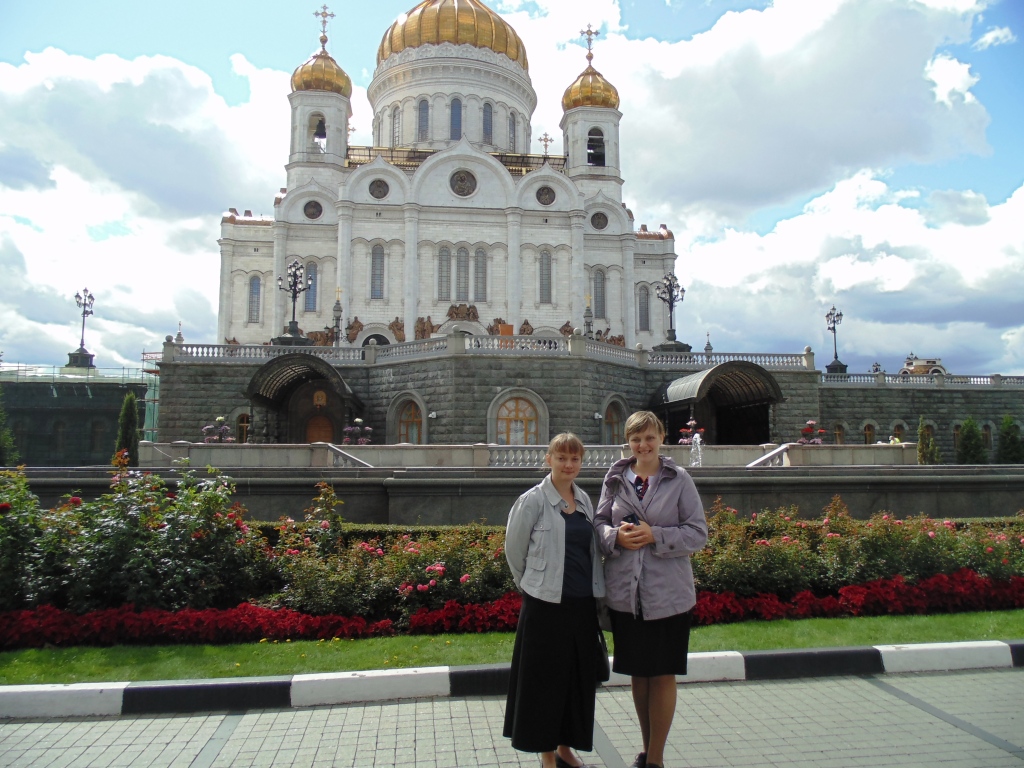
<box><xmin>503</xmin><ymin>593</ymin><xmax>599</xmax><ymax>753</ymax></box>
<box><xmin>610</xmin><ymin>608</ymin><xmax>692</xmax><ymax>677</ymax></box>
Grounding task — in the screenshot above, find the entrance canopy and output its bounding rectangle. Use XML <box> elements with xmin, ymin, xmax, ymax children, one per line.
<box><xmin>245</xmin><ymin>353</ymin><xmax>363</xmax><ymax>409</ymax></box>
<box><xmin>652</xmin><ymin>361</ymin><xmax>784</xmax><ymax>408</ymax></box>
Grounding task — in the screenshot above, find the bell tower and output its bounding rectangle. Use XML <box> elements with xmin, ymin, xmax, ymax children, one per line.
<box><xmin>287</xmin><ymin>6</ymin><xmax>353</xmax><ymax>177</ymax></box>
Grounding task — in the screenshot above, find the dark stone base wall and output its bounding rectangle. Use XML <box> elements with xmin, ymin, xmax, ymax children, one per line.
<box><xmin>156</xmin><ymin>357</ymin><xmax>1022</xmax><ymax>463</ymax></box>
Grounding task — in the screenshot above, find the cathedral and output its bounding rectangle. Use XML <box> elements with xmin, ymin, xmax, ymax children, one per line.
<box><xmin>216</xmin><ymin>0</ymin><xmax>677</xmax><ymax>351</ymax></box>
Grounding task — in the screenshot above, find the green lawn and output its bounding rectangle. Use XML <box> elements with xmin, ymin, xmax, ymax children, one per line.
<box><xmin>1</xmin><ymin>609</ymin><xmax>1022</xmax><ymax>686</ymax></box>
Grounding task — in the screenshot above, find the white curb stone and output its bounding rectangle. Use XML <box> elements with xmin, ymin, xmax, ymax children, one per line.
<box><xmin>602</xmin><ymin>651</ymin><xmax>747</xmax><ymax>687</ymax></box>
<box><xmin>291</xmin><ymin>666</ymin><xmax>451</xmax><ymax>707</ymax></box>
<box><xmin>875</xmin><ymin>640</ymin><xmax>1014</xmax><ymax>673</ymax></box>
<box><xmin>0</xmin><ymin>682</ymin><xmax>128</xmax><ymax>718</ymax></box>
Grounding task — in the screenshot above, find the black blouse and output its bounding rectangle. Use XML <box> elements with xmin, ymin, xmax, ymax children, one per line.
<box><xmin>560</xmin><ymin>510</ymin><xmax>594</xmax><ymax>599</ymax></box>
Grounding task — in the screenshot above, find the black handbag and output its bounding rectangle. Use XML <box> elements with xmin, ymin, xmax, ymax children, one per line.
<box><xmin>596</xmin><ymin>630</ymin><xmax>611</xmax><ymax>684</ymax></box>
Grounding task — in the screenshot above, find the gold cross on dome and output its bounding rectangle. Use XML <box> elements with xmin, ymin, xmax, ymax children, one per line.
<box><xmin>348</xmin><ymin>124</ymin><xmax>356</xmax><ymax>136</ymax></box>
<box><xmin>539</xmin><ymin>132</ymin><xmax>553</xmax><ymax>155</ymax></box>
<box><xmin>314</xmin><ymin>5</ymin><xmax>335</xmax><ymax>35</ymax></box>
<box><xmin>580</xmin><ymin>23</ymin><xmax>599</xmax><ymax>61</ymax></box>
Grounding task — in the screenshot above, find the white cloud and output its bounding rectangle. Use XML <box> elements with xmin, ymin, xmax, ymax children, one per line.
<box><xmin>925</xmin><ymin>54</ymin><xmax>979</xmax><ymax>106</ymax></box>
<box><xmin>973</xmin><ymin>25</ymin><xmax>1017</xmax><ymax>50</ymax></box>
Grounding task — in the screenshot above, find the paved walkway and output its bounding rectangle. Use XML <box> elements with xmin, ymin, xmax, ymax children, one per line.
<box><xmin>0</xmin><ymin>667</ymin><xmax>1021</xmax><ymax>768</ymax></box>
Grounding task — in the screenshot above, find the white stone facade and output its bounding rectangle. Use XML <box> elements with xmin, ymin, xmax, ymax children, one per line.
<box><xmin>217</xmin><ymin>32</ymin><xmax>679</xmax><ymax>350</ymax></box>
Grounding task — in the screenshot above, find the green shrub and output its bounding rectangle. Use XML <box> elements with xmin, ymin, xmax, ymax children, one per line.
<box><xmin>956</xmin><ymin>417</ymin><xmax>988</xmax><ymax>464</ymax></box>
<box><xmin>996</xmin><ymin>415</ymin><xmax>1024</xmax><ymax>464</ymax></box>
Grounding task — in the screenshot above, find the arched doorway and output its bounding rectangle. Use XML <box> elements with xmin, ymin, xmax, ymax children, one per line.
<box><xmin>652</xmin><ymin>362</ymin><xmax>784</xmax><ymax>445</ymax></box>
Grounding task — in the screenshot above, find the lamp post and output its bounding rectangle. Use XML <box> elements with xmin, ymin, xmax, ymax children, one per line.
<box><xmin>653</xmin><ymin>272</ymin><xmax>690</xmax><ymax>351</ymax></box>
<box><xmin>325</xmin><ymin>289</ymin><xmax>343</xmax><ymax>347</ymax></box>
<box><xmin>583</xmin><ymin>294</ymin><xmax>594</xmax><ymax>339</ymax></box>
<box><xmin>275</xmin><ymin>260</ymin><xmax>313</xmax><ymax>344</ymax></box>
<box><xmin>68</xmin><ymin>288</ymin><xmax>96</xmax><ymax>368</ymax></box>
<box><xmin>825</xmin><ymin>305</ymin><xmax>848</xmax><ymax>374</ymax></box>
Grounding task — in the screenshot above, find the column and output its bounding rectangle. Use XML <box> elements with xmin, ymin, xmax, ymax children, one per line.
<box><xmin>336</xmin><ymin>202</ymin><xmax>354</xmax><ymax>343</ymax></box>
<box><xmin>272</xmin><ymin>223</ymin><xmax>288</xmax><ymax>339</ymax></box>
<box><xmin>569</xmin><ymin>211</ymin><xmax>586</xmax><ymax>330</ymax></box>
<box><xmin>505</xmin><ymin>208</ymin><xmax>523</xmax><ymax>331</ymax></box>
<box><xmin>620</xmin><ymin>235</ymin><xmax>637</xmax><ymax>349</ymax></box>
<box><xmin>403</xmin><ymin>203</ymin><xmax>421</xmax><ymax>342</ymax></box>
<box><xmin>216</xmin><ymin>241</ymin><xmax>232</xmax><ymax>343</ymax></box>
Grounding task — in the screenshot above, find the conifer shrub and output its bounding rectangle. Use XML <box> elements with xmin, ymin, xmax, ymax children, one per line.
<box><xmin>956</xmin><ymin>416</ymin><xmax>988</xmax><ymax>464</ymax></box>
<box><xmin>996</xmin><ymin>415</ymin><xmax>1024</xmax><ymax>464</ymax></box>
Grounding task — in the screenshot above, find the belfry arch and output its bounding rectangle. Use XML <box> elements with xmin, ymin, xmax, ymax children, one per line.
<box><xmin>245</xmin><ymin>354</ymin><xmax>363</xmax><ymax>444</ymax></box>
<box><xmin>651</xmin><ymin>361</ymin><xmax>784</xmax><ymax>445</ymax></box>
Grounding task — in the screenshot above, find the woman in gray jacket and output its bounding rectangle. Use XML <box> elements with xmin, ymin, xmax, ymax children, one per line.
<box><xmin>504</xmin><ymin>433</ymin><xmax>606</xmax><ymax>768</ymax></box>
<box><xmin>595</xmin><ymin>411</ymin><xmax>708</xmax><ymax>768</ymax></box>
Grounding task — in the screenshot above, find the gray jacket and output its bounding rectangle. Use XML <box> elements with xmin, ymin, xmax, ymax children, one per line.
<box><xmin>595</xmin><ymin>456</ymin><xmax>708</xmax><ymax>620</ymax></box>
<box><xmin>505</xmin><ymin>475</ymin><xmax>607</xmax><ymax>603</ymax></box>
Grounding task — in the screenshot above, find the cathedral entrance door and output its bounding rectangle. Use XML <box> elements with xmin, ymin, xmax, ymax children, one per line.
<box><xmin>306</xmin><ymin>414</ymin><xmax>334</xmax><ymax>443</ymax></box>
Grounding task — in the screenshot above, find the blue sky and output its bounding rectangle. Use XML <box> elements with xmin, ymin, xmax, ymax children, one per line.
<box><xmin>1</xmin><ymin>0</ymin><xmax>1022</xmax><ymax>374</ymax></box>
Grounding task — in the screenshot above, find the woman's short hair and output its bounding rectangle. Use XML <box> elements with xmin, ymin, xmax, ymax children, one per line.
<box><xmin>624</xmin><ymin>411</ymin><xmax>666</xmax><ymax>440</ymax></box>
<box><xmin>547</xmin><ymin>432</ymin><xmax>585</xmax><ymax>456</ymax></box>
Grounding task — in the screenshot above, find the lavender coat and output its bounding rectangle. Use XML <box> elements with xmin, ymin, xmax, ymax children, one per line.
<box><xmin>595</xmin><ymin>456</ymin><xmax>708</xmax><ymax>620</ymax></box>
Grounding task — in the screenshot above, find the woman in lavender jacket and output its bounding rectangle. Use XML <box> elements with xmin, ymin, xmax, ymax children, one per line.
<box><xmin>595</xmin><ymin>411</ymin><xmax>708</xmax><ymax>768</ymax></box>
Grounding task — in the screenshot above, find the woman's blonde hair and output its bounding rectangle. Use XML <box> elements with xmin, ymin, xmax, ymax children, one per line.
<box><xmin>624</xmin><ymin>411</ymin><xmax>666</xmax><ymax>441</ymax></box>
<box><xmin>547</xmin><ymin>432</ymin><xmax>585</xmax><ymax>456</ymax></box>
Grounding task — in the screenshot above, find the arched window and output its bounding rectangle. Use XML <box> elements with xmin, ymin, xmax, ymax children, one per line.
<box><xmin>304</xmin><ymin>262</ymin><xmax>318</xmax><ymax>312</ymax></box>
<box><xmin>236</xmin><ymin>414</ymin><xmax>250</xmax><ymax>443</ymax></box>
<box><xmin>508</xmin><ymin>111</ymin><xmax>517</xmax><ymax>151</ymax></box>
<box><xmin>90</xmin><ymin>421</ymin><xmax>104</xmax><ymax>452</ymax></box>
<box><xmin>893</xmin><ymin>423</ymin><xmax>905</xmax><ymax>442</ymax></box>
<box><xmin>834</xmin><ymin>424</ymin><xmax>845</xmax><ymax>445</ymax></box>
<box><xmin>539</xmin><ymin>251</ymin><xmax>552</xmax><ymax>304</ymax></box>
<box><xmin>483</xmin><ymin>103</ymin><xmax>493</xmax><ymax>144</ymax></box>
<box><xmin>450</xmin><ymin>98</ymin><xmax>462</xmax><ymax>140</ymax></box>
<box><xmin>603</xmin><ymin>402</ymin><xmax>626</xmax><ymax>445</ymax></box>
<box><xmin>456</xmin><ymin>248</ymin><xmax>469</xmax><ymax>302</ymax></box>
<box><xmin>863</xmin><ymin>424</ymin><xmax>875</xmax><ymax>445</ymax></box>
<box><xmin>638</xmin><ymin>286</ymin><xmax>650</xmax><ymax>331</ymax></box>
<box><xmin>953</xmin><ymin>424</ymin><xmax>961</xmax><ymax>451</ymax></box>
<box><xmin>496</xmin><ymin>397</ymin><xmax>538</xmax><ymax>445</ymax></box>
<box><xmin>587</xmin><ymin>128</ymin><xmax>605</xmax><ymax>166</ymax></box>
<box><xmin>924</xmin><ymin>424</ymin><xmax>935</xmax><ymax>442</ymax></box>
<box><xmin>247</xmin><ymin>276</ymin><xmax>261</xmax><ymax>323</ymax></box>
<box><xmin>391</xmin><ymin>106</ymin><xmax>401</xmax><ymax>147</ymax></box>
<box><xmin>418</xmin><ymin>100</ymin><xmax>430</xmax><ymax>141</ymax></box>
<box><xmin>398</xmin><ymin>401</ymin><xmax>423</xmax><ymax>444</ymax></box>
<box><xmin>474</xmin><ymin>249</ymin><xmax>487</xmax><ymax>302</ymax></box>
<box><xmin>371</xmin><ymin>245</ymin><xmax>385</xmax><ymax>300</ymax></box>
<box><xmin>982</xmin><ymin>424</ymin><xmax>993</xmax><ymax>449</ymax></box>
<box><xmin>593</xmin><ymin>269</ymin><xmax>606</xmax><ymax>319</ymax></box>
<box><xmin>438</xmin><ymin>247</ymin><xmax>451</xmax><ymax>301</ymax></box>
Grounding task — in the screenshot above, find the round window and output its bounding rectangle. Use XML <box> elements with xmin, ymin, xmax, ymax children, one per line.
<box><xmin>536</xmin><ymin>186</ymin><xmax>556</xmax><ymax>206</ymax></box>
<box><xmin>590</xmin><ymin>212</ymin><xmax>608</xmax><ymax>230</ymax></box>
<box><xmin>304</xmin><ymin>200</ymin><xmax>324</xmax><ymax>220</ymax></box>
<box><xmin>369</xmin><ymin>179</ymin><xmax>390</xmax><ymax>199</ymax></box>
<box><xmin>449</xmin><ymin>170</ymin><xmax>478</xmax><ymax>197</ymax></box>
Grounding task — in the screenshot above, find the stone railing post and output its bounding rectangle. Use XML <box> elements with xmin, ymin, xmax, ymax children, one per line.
<box><xmin>875</xmin><ymin>371</ymin><xmax>886</xmax><ymax>385</ymax></box>
<box><xmin>934</xmin><ymin>372</ymin><xmax>945</xmax><ymax>388</ymax></box>
<box><xmin>364</xmin><ymin>339</ymin><xmax>377</xmax><ymax>365</ymax></box>
<box><xmin>636</xmin><ymin>343</ymin><xmax>647</xmax><ymax>368</ymax></box>
<box><xmin>803</xmin><ymin>345</ymin><xmax>815</xmax><ymax>370</ymax></box>
<box><xmin>569</xmin><ymin>328</ymin><xmax>586</xmax><ymax>357</ymax></box>
<box><xmin>992</xmin><ymin>374</ymin><xmax>1002</xmax><ymax>388</ymax></box>
<box><xmin>448</xmin><ymin>325</ymin><xmax>466</xmax><ymax>355</ymax></box>
<box><xmin>162</xmin><ymin>335</ymin><xmax>177</xmax><ymax>362</ymax></box>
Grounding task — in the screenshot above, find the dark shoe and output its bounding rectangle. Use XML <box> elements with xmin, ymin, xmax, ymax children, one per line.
<box><xmin>555</xmin><ymin>755</ymin><xmax>587</xmax><ymax>768</ymax></box>
<box><xmin>628</xmin><ymin>753</ymin><xmax>647</xmax><ymax>768</ymax></box>
<box><xmin>646</xmin><ymin>764</ymin><xmax>663</xmax><ymax>768</ymax></box>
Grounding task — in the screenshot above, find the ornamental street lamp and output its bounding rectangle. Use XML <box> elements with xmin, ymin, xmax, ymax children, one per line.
<box><xmin>825</xmin><ymin>304</ymin><xmax>848</xmax><ymax>374</ymax></box>
<box><xmin>325</xmin><ymin>288</ymin><xmax>343</xmax><ymax>347</ymax></box>
<box><xmin>68</xmin><ymin>288</ymin><xmax>96</xmax><ymax>368</ymax></box>
<box><xmin>277</xmin><ymin>260</ymin><xmax>313</xmax><ymax>342</ymax></box>
<box><xmin>653</xmin><ymin>272</ymin><xmax>690</xmax><ymax>351</ymax></box>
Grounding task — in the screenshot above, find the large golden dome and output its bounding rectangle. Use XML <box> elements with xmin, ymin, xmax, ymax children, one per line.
<box><xmin>378</xmin><ymin>0</ymin><xmax>529</xmax><ymax>71</ymax></box>
<box><xmin>291</xmin><ymin>35</ymin><xmax>353</xmax><ymax>97</ymax></box>
<box><xmin>562</xmin><ymin>58</ymin><xmax>619</xmax><ymax>111</ymax></box>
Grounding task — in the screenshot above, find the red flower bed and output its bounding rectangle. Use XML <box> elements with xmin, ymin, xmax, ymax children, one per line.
<box><xmin>2</xmin><ymin>570</ymin><xmax>1022</xmax><ymax>650</ymax></box>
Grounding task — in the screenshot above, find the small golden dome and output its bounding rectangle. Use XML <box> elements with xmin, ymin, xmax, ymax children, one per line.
<box><xmin>562</xmin><ymin>58</ymin><xmax>619</xmax><ymax>111</ymax></box>
<box><xmin>291</xmin><ymin>34</ymin><xmax>352</xmax><ymax>97</ymax></box>
<box><xmin>378</xmin><ymin>0</ymin><xmax>529</xmax><ymax>71</ymax></box>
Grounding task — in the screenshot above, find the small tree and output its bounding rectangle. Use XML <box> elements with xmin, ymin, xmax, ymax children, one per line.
<box><xmin>115</xmin><ymin>391</ymin><xmax>140</xmax><ymax>467</ymax></box>
<box><xmin>955</xmin><ymin>416</ymin><xmax>987</xmax><ymax>464</ymax></box>
<box><xmin>995</xmin><ymin>415</ymin><xmax>1024</xmax><ymax>464</ymax></box>
<box><xmin>916</xmin><ymin>416</ymin><xmax>940</xmax><ymax>465</ymax></box>
<box><xmin>0</xmin><ymin>384</ymin><xmax>19</xmax><ymax>466</ymax></box>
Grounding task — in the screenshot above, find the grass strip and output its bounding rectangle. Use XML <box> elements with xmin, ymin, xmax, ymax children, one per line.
<box><xmin>1</xmin><ymin>609</ymin><xmax>1022</xmax><ymax>686</ymax></box>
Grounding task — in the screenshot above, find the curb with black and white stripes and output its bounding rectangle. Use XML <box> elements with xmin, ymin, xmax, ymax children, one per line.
<box><xmin>2</xmin><ymin>640</ymin><xmax>1021</xmax><ymax>719</ymax></box>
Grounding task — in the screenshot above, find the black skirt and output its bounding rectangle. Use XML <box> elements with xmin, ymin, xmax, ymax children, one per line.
<box><xmin>610</xmin><ymin>608</ymin><xmax>692</xmax><ymax>677</ymax></box>
<box><xmin>503</xmin><ymin>593</ymin><xmax>599</xmax><ymax>753</ymax></box>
